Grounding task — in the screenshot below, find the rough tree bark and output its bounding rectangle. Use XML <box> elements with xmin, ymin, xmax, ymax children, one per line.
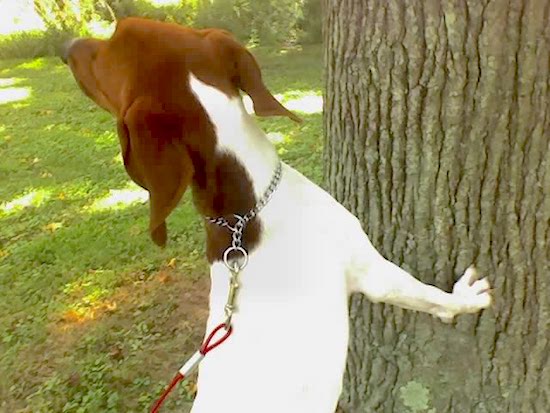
<box><xmin>324</xmin><ymin>1</ymin><xmax>549</xmax><ymax>412</ymax></box>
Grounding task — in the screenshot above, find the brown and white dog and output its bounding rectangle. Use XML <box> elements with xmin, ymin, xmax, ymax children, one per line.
<box><xmin>62</xmin><ymin>18</ymin><xmax>492</xmax><ymax>413</ymax></box>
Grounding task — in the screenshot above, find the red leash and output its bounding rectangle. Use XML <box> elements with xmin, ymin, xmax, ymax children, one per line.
<box><xmin>150</xmin><ymin>323</ymin><xmax>233</xmax><ymax>413</ymax></box>
<box><xmin>151</xmin><ymin>164</ymin><xmax>280</xmax><ymax>411</ymax></box>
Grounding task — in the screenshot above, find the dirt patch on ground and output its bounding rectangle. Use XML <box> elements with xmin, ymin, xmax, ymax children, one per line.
<box><xmin>6</xmin><ymin>268</ymin><xmax>210</xmax><ymax>412</ymax></box>
<box><xmin>48</xmin><ymin>267</ymin><xmax>211</xmax><ymax>362</ymax></box>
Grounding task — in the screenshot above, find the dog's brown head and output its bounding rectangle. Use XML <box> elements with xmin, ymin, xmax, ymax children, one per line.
<box><xmin>62</xmin><ymin>17</ymin><xmax>299</xmax><ymax>246</ymax></box>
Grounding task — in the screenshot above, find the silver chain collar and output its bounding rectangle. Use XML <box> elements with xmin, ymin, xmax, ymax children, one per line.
<box><xmin>206</xmin><ymin>160</ymin><xmax>283</xmax><ymax>271</ymax></box>
<box><xmin>206</xmin><ymin>161</ymin><xmax>282</xmax><ymax>329</ymax></box>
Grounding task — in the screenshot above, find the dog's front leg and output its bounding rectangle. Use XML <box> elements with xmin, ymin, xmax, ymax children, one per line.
<box><xmin>347</xmin><ymin>230</ymin><xmax>492</xmax><ymax>322</ymax></box>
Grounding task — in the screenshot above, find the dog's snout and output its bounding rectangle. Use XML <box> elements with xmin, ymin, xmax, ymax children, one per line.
<box><xmin>59</xmin><ymin>38</ymin><xmax>79</xmax><ymax>64</ymax></box>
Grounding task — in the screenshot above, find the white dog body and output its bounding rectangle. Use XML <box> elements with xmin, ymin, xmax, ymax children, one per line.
<box><xmin>188</xmin><ymin>76</ymin><xmax>491</xmax><ymax>413</ymax></box>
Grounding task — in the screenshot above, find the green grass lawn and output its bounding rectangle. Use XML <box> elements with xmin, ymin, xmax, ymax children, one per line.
<box><xmin>0</xmin><ymin>45</ymin><xmax>323</xmax><ymax>412</ymax></box>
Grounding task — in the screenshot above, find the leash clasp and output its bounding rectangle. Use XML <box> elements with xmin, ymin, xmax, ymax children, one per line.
<box><xmin>224</xmin><ymin>268</ymin><xmax>241</xmax><ymax>329</ymax></box>
<box><xmin>222</xmin><ymin>241</ymin><xmax>248</xmax><ymax>330</ymax></box>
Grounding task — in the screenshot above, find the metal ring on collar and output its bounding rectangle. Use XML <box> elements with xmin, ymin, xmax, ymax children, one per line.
<box><xmin>223</xmin><ymin>246</ymin><xmax>249</xmax><ymax>271</ymax></box>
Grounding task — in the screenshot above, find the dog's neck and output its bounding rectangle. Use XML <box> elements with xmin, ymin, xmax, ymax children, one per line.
<box><xmin>187</xmin><ymin>75</ymin><xmax>279</xmax><ymax>262</ymax></box>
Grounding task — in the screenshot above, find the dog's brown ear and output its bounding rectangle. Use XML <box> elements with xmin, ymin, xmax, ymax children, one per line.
<box><xmin>234</xmin><ymin>47</ymin><xmax>302</xmax><ymax>123</ymax></box>
<box><xmin>117</xmin><ymin>98</ymin><xmax>193</xmax><ymax>246</ymax></box>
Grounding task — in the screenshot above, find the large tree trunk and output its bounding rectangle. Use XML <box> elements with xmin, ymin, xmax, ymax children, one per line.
<box><xmin>324</xmin><ymin>1</ymin><xmax>550</xmax><ymax>412</ymax></box>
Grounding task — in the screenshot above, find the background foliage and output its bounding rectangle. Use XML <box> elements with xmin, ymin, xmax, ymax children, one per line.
<box><xmin>0</xmin><ymin>0</ymin><xmax>322</xmax><ymax>59</ymax></box>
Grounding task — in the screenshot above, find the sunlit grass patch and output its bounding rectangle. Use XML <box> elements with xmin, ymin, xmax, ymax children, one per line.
<box><xmin>0</xmin><ymin>85</ymin><xmax>31</xmax><ymax>104</ymax></box>
<box><xmin>94</xmin><ymin>129</ymin><xmax>117</xmax><ymax>148</ymax></box>
<box><xmin>0</xmin><ymin>77</ymin><xmax>25</xmax><ymax>87</ymax></box>
<box><xmin>15</xmin><ymin>58</ymin><xmax>47</xmax><ymax>70</ymax></box>
<box><xmin>60</xmin><ymin>292</ymin><xmax>117</xmax><ymax>324</ymax></box>
<box><xmin>267</xmin><ymin>132</ymin><xmax>286</xmax><ymax>144</ymax></box>
<box><xmin>59</xmin><ymin>270</ymin><xmax>119</xmax><ymax>324</ymax></box>
<box><xmin>147</xmin><ymin>0</ymin><xmax>182</xmax><ymax>5</ymax></box>
<box><xmin>243</xmin><ymin>90</ymin><xmax>323</xmax><ymax>116</ymax></box>
<box><xmin>0</xmin><ymin>188</ymin><xmax>50</xmax><ymax>215</ymax></box>
<box><xmin>279</xmin><ymin>91</ymin><xmax>323</xmax><ymax>114</ymax></box>
<box><xmin>87</xmin><ymin>184</ymin><xmax>149</xmax><ymax>212</ymax></box>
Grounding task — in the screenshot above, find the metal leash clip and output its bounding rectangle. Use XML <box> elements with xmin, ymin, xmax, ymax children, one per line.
<box><xmin>218</xmin><ymin>213</ymin><xmax>249</xmax><ymax>329</ymax></box>
<box><xmin>222</xmin><ymin>224</ymin><xmax>249</xmax><ymax>329</ymax></box>
<box><xmin>224</xmin><ymin>268</ymin><xmax>240</xmax><ymax>329</ymax></box>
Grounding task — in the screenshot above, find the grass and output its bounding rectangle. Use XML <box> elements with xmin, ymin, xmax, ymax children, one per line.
<box><xmin>0</xmin><ymin>45</ymin><xmax>323</xmax><ymax>412</ymax></box>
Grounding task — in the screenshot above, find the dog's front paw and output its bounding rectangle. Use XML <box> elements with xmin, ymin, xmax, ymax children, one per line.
<box><xmin>439</xmin><ymin>267</ymin><xmax>492</xmax><ymax>323</ymax></box>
